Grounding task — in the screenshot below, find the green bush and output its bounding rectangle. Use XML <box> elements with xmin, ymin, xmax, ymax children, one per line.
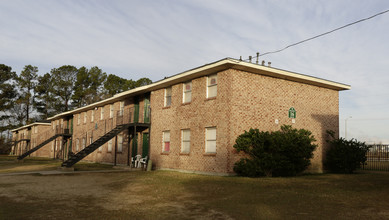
<box><xmin>233</xmin><ymin>125</ymin><xmax>317</xmax><ymax>177</ymax></box>
<box><xmin>325</xmin><ymin>131</ymin><xmax>369</xmax><ymax>174</ymax></box>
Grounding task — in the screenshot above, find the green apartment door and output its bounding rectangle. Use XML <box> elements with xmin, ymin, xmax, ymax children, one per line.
<box><xmin>142</xmin><ymin>133</ymin><xmax>149</xmax><ymax>157</ymax></box>
<box><xmin>134</xmin><ymin>97</ymin><xmax>139</xmax><ymax>123</ymax></box>
<box><xmin>132</xmin><ymin>134</ymin><xmax>138</xmax><ymax>156</ymax></box>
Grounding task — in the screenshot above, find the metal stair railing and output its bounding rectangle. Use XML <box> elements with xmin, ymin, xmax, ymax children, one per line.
<box><xmin>17</xmin><ymin>126</ymin><xmax>72</xmax><ymax>160</ymax></box>
<box><xmin>62</xmin><ymin>108</ymin><xmax>133</xmax><ymax>167</ymax></box>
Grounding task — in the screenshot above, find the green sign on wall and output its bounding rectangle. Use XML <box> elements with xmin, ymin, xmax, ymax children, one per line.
<box><xmin>288</xmin><ymin>107</ymin><xmax>296</xmax><ymax>119</ymax></box>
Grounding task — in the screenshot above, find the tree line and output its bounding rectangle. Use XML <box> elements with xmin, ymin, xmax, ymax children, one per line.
<box><xmin>0</xmin><ymin>64</ymin><xmax>152</xmax><ymax>137</ymax></box>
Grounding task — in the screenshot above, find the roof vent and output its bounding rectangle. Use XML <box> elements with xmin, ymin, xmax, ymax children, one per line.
<box><xmin>268</xmin><ymin>62</ymin><xmax>271</xmax><ymax>67</ymax></box>
<box><xmin>261</xmin><ymin>60</ymin><xmax>265</xmax><ymax>66</ymax></box>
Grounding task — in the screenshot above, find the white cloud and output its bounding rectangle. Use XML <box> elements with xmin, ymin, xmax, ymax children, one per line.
<box><xmin>1</xmin><ymin>0</ymin><xmax>389</xmax><ymax>142</ymax></box>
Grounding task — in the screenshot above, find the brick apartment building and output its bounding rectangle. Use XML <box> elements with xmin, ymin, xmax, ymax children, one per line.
<box><xmin>11</xmin><ymin>122</ymin><xmax>51</xmax><ymax>157</ymax></box>
<box><xmin>12</xmin><ymin>58</ymin><xmax>350</xmax><ymax>174</ymax></box>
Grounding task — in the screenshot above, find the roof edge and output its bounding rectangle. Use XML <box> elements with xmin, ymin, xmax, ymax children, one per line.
<box><xmin>47</xmin><ymin>57</ymin><xmax>350</xmax><ymax>121</ymax></box>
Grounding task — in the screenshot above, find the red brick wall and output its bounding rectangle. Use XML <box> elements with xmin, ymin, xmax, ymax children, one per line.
<box><xmin>227</xmin><ymin>69</ymin><xmax>339</xmax><ymax>173</ymax></box>
<box><xmin>150</xmin><ymin>70</ymin><xmax>233</xmax><ymax>173</ymax></box>
<box><xmin>150</xmin><ymin>68</ymin><xmax>339</xmax><ymax>174</ymax></box>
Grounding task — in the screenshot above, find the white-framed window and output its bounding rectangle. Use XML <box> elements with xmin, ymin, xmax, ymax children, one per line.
<box><xmin>183</xmin><ymin>82</ymin><xmax>192</xmax><ymax>103</ymax></box>
<box><xmin>100</xmin><ymin>106</ymin><xmax>105</xmax><ymax>120</ymax></box>
<box><xmin>52</xmin><ymin>122</ymin><xmax>55</xmax><ymax>130</ymax></box>
<box><xmin>91</xmin><ymin>110</ymin><xmax>95</xmax><ymax>122</ymax></box>
<box><xmin>35</xmin><ymin>126</ymin><xmax>38</xmax><ymax>134</ymax></box>
<box><xmin>60</xmin><ymin>119</ymin><xmax>63</xmax><ymax>128</ymax></box>
<box><xmin>98</xmin><ymin>145</ymin><xmax>103</xmax><ymax>152</ymax></box>
<box><xmin>108</xmin><ymin>139</ymin><xmax>113</xmax><ymax>152</ymax></box>
<box><xmin>82</xmin><ymin>138</ymin><xmax>86</xmax><ymax>149</ymax></box>
<box><xmin>89</xmin><ymin>135</ymin><xmax>93</xmax><ymax>145</ymax></box>
<box><xmin>207</xmin><ymin>74</ymin><xmax>217</xmax><ymax>98</ymax></box>
<box><xmin>164</xmin><ymin>87</ymin><xmax>172</xmax><ymax>107</ymax></box>
<box><xmin>51</xmin><ymin>142</ymin><xmax>54</xmax><ymax>151</ymax></box>
<box><xmin>84</xmin><ymin>112</ymin><xmax>87</xmax><ymax>123</ymax></box>
<box><xmin>76</xmin><ymin>139</ymin><xmax>80</xmax><ymax>151</ymax></box>
<box><xmin>162</xmin><ymin>131</ymin><xmax>170</xmax><ymax>152</ymax></box>
<box><xmin>181</xmin><ymin>129</ymin><xmax>190</xmax><ymax>153</ymax></box>
<box><xmin>77</xmin><ymin>114</ymin><xmax>80</xmax><ymax>125</ymax></box>
<box><xmin>110</xmin><ymin>104</ymin><xmax>114</xmax><ymax>118</ymax></box>
<box><xmin>55</xmin><ymin>141</ymin><xmax>58</xmax><ymax>151</ymax></box>
<box><xmin>205</xmin><ymin>127</ymin><xmax>217</xmax><ymax>153</ymax></box>
<box><xmin>59</xmin><ymin>140</ymin><xmax>62</xmax><ymax>150</ymax></box>
<box><xmin>119</xmin><ymin>101</ymin><xmax>124</xmax><ymax>116</ymax></box>
<box><xmin>118</xmin><ymin>135</ymin><xmax>123</xmax><ymax>152</ymax></box>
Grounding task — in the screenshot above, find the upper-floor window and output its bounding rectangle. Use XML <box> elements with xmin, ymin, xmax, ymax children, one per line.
<box><xmin>100</xmin><ymin>106</ymin><xmax>104</xmax><ymax>120</ymax></box>
<box><xmin>91</xmin><ymin>110</ymin><xmax>95</xmax><ymax>122</ymax></box>
<box><xmin>76</xmin><ymin>139</ymin><xmax>80</xmax><ymax>151</ymax></box>
<box><xmin>164</xmin><ymin>87</ymin><xmax>172</xmax><ymax>107</ymax></box>
<box><xmin>83</xmin><ymin>112</ymin><xmax>87</xmax><ymax>123</ymax></box>
<box><xmin>207</xmin><ymin>74</ymin><xmax>217</xmax><ymax>98</ymax></box>
<box><xmin>183</xmin><ymin>82</ymin><xmax>192</xmax><ymax>103</ymax></box>
<box><xmin>110</xmin><ymin>104</ymin><xmax>114</xmax><ymax>118</ymax></box>
<box><xmin>35</xmin><ymin>126</ymin><xmax>38</xmax><ymax>134</ymax></box>
<box><xmin>162</xmin><ymin>131</ymin><xmax>170</xmax><ymax>152</ymax></box>
<box><xmin>119</xmin><ymin>101</ymin><xmax>124</xmax><ymax>116</ymax></box>
<box><xmin>181</xmin><ymin>129</ymin><xmax>190</xmax><ymax>153</ymax></box>
<box><xmin>205</xmin><ymin>127</ymin><xmax>217</xmax><ymax>153</ymax></box>
<box><xmin>77</xmin><ymin>114</ymin><xmax>80</xmax><ymax>125</ymax></box>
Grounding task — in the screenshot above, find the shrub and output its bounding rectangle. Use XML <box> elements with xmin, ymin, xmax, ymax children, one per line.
<box><xmin>233</xmin><ymin>125</ymin><xmax>317</xmax><ymax>177</ymax></box>
<box><xmin>325</xmin><ymin>131</ymin><xmax>369</xmax><ymax>174</ymax></box>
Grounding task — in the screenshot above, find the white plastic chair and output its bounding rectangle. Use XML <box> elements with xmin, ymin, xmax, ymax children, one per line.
<box><xmin>134</xmin><ymin>154</ymin><xmax>142</xmax><ymax>168</ymax></box>
<box><xmin>139</xmin><ymin>156</ymin><xmax>148</xmax><ymax>168</ymax></box>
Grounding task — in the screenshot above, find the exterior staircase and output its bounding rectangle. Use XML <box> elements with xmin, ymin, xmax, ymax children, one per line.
<box><xmin>17</xmin><ymin>134</ymin><xmax>60</xmax><ymax>160</ymax></box>
<box><xmin>61</xmin><ymin>124</ymin><xmax>130</xmax><ymax>167</ymax></box>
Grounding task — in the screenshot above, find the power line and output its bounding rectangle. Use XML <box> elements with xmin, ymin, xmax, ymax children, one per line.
<box><xmin>244</xmin><ymin>9</ymin><xmax>389</xmax><ymax>60</ymax></box>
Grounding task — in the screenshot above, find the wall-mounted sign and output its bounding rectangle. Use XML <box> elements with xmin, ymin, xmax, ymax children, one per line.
<box><xmin>288</xmin><ymin>107</ymin><xmax>296</xmax><ymax>119</ymax></box>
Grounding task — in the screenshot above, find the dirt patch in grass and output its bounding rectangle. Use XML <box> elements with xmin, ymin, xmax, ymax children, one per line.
<box><xmin>0</xmin><ymin>155</ymin><xmax>115</xmax><ymax>173</ymax></box>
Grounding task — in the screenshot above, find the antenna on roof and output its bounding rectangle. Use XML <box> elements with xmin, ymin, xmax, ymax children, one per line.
<box><xmin>249</xmin><ymin>56</ymin><xmax>252</xmax><ymax>63</ymax></box>
<box><xmin>239</xmin><ymin>56</ymin><xmax>242</xmax><ymax>61</ymax></box>
<box><xmin>256</xmin><ymin>52</ymin><xmax>259</xmax><ymax>64</ymax></box>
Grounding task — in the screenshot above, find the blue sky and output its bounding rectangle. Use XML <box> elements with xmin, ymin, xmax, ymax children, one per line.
<box><xmin>1</xmin><ymin>0</ymin><xmax>388</xmax><ymax>143</ymax></box>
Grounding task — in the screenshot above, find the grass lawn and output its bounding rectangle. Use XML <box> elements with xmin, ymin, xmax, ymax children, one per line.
<box><xmin>0</xmin><ymin>158</ymin><xmax>389</xmax><ymax>220</ymax></box>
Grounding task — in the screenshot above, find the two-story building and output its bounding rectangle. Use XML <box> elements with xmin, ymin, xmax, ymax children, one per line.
<box><xmin>12</xmin><ymin>58</ymin><xmax>350</xmax><ymax>174</ymax></box>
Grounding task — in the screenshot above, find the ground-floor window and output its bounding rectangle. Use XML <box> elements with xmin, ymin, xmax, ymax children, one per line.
<box><xmin>118</xmin><ymin>135</ymin><xmax>123</xmax><ymax>152</ymax></box>
<box><xmin>205</xmin><ymin>127</ymin><xmax>217</xmax><ymax>153</ymax></box>
<box><xmin>162</xmin><ymin>131</ymin><xmax>170</xmax><ymax>152</ymax></box>
<box><xmin>181</xmin><ymin>129</ymin><xmax>190</xmax><ymax>153</ymax></box>
<box><xmin>108</xmin><ymin>139</ymin><xmax>112</xmax><ymax>152</ymax></box>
